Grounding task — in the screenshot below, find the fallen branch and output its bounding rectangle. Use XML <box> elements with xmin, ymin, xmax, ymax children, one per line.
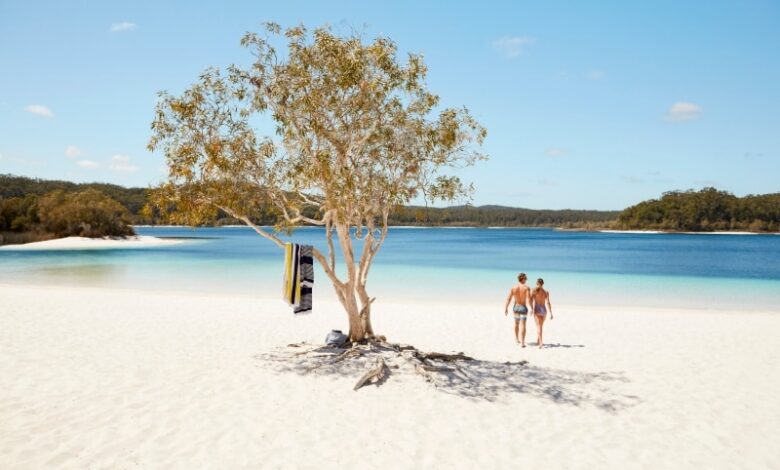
<box><xmin>353</xmin><ymin>358</ymin><xmax>388</xmax><ymax>391</ymax></box>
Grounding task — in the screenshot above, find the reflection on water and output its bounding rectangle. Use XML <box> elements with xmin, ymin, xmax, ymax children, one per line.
<box><xmin>35</xmin><ymin>263</ymin><xmax>129</xmax><ymax>284</ymax></box>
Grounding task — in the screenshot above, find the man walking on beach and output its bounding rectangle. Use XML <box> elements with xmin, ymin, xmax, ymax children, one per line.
<box><xmin>504</xmin><ymin>273</ymin><xmax>531</xmax><ymax>347</ymax></box>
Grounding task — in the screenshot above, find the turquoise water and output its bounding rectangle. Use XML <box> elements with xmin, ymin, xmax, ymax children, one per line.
<box><xmin>1</xmin><ymin>227</ymin><xmax>779</xmax><ymax>311</ymax></box>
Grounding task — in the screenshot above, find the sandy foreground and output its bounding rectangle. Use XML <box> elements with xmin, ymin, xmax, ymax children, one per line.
<box><xmin>1</xmin><ymin>284</ymin><xmax>778</xmax><ymax>469</ymax></box>
<box><xmin>0</xmin><ymin>236</ymin><xmax>184</xmax><ymax>251</ymax></box>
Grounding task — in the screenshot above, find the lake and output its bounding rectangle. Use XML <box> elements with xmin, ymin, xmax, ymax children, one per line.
<box><xmin>1</xmin><ymin>227</ymin><xmax>779</xmax><ymax>311</ymax></box>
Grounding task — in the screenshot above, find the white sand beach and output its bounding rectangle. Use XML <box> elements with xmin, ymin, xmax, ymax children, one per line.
<box><xmin>599</xmin><ymin>230</ymin><xmax>665</xmax><ymax>234</ymax></box>
<box><xmin>600</xmin><ymin>230</ymin><xmax>768</xmax><ymax>236</ymax></box>
<box><xmin>0</xmin><ymin>236</ymin><xmax>185</xmax><ymax>251</ymax></box>
<box><xmin>1</xmin><ymin>284</ymin><xmax>778</xmax><ymax>469</ymax></box>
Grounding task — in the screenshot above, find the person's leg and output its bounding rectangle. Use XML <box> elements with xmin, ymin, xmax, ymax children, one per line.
<box><xmin>533</xmin><ymin>314</ymin><xmax>540</xmax><ymax>344</ymax></box>
<box><xmin>514</xmin><ymin>319</ymin><xmax>520</xmax><ymax>343</ymax></box>
<box><xmin>536</xmin><ymin>314</ymin><xmax>546</xmax><ymax>348</ymax></box>
<box><xmin>520</xmin><ymin>318</ymin><xmax>527</xmax><ymax>347</ymax></box>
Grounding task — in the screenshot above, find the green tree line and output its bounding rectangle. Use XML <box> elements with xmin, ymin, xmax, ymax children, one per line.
<box><xmin>2</xmin><ymin>176</ymin><xmax>778</xmax><ymax>240</ymax></box>
<box><xmin>1</xmin><ymin>174</ymin><xmax>148</xmax><ymax>216</ymax></box>
<box><xmin>0</xmin><ymin>188</ymin><xmax>135</xmax><ymax>244</ymax></box>
<box><xmin>391</xmin><ymin>205</ymin><xmax>619</xmax><ymax>227</ymax></box>
<box><xmin>2</xmin><ymin>174</ymin><xmax>620</xmax><ymax>228</ymax></box>
<box><xmin>619</xmin><ymin>187</ymin><xmax>780</xmax><ymax>232</ymax></box>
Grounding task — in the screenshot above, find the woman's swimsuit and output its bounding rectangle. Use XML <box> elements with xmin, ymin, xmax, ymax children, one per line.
<box><xmin>534</xmin><ymin>304</ymin><xmax>547</xmax><ymax>316</ymax></box>
<box><xmin>513</xmin><ymin>305</ymin><xmax>528</xmax><ymax>321</ymax></box>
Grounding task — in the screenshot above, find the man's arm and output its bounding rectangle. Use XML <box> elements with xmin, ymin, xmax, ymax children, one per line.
<box><xmin>504</xmin><ymin>289</ymin><xmax>513</xmax><ymax>315</ymax></box>
<box><xmin>526</xmin><ymin>289</ymin><xmax>533</xmax><ymax>311</ymax></box>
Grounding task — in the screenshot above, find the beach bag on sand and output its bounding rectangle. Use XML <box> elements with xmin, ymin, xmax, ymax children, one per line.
<box><xmin>325</xmin><ymin>330</ymin><xmax>348</xmax><ymax>347</ymax></box>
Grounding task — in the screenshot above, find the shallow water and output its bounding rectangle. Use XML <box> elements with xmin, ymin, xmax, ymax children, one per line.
<box><xmin>1</xmin><ymin>227</ymin><xmax>779</xmax><ymax>311</ymax></box>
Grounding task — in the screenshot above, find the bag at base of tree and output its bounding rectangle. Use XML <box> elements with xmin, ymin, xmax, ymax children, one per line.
<box><xmin>325</xmin><ymin>330</ymin><xmax>348</xmax><ymax>348</ymax></box>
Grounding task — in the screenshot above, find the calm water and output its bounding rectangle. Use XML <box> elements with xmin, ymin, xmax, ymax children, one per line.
<box><xmin>1</xmin><ymin>227</ymin><xmax>779</xmax><ymax>311</ymax></box>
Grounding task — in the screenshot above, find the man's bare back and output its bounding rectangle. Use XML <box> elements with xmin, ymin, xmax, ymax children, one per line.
<box><xmin>504</xmin><ymin>273</ymin><xmax>531</xmax><ymax>346</ymax></box>
<box><xmin>511</xmin><ymin>283</ymin><xmax>531</xmax><ymax>306</ymax></box>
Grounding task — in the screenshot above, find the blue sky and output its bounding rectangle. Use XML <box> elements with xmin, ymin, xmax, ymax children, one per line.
<box><xmin>1</xmin><ymin>0</ymin><xmax>778</xmax><ymax>210</ymax></box>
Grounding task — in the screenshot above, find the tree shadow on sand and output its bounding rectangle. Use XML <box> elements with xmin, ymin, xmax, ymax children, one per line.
<box><xmin>255</xmin><ymin>342</ymin><xmax>639</xmax><ymax>412</ymax></box>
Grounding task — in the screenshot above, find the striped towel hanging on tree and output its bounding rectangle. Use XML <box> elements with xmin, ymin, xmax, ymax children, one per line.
<box><xmin>295</xmin><ymin>245</ymin><xmax>314</xmax><ymax>314</ymax></box>
<box><xmin>282</xmin><ymin>242</ymin><xmax>313</xmax><ymax>314</ymax></box>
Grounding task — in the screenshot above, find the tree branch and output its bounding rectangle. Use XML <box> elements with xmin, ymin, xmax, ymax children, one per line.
<box><xmin>219</xmin><ymin>202</ymin><xmax>344</xmax><ymax>289</ymax></box>
<box><xmin>213</xmin><ymin>203</ymin><xmax>286</xmax><ymax>248</ymax></box>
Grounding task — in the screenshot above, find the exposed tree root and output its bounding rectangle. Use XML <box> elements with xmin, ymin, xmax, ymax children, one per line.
<box><xmin>258</xmin><ymin>338</ymin><xmax>640</xmax><ymax>409</ymax></box>
<box><xmin>259</xmin><ymin>338</ymin><xmax>527</xmax><ymax>393</ymax></box>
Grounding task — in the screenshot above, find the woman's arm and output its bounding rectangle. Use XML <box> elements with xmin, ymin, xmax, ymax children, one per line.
<box><xmin>547</xmin><ymin>291</ymin><xmax>553</xmax><ymax>320</ymax></box>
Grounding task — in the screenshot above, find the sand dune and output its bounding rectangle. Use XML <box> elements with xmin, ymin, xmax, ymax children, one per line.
<box><xmin>0</xmin><ymin>284</ymin><xmax>778</xmax><ymax>469</ymax></box>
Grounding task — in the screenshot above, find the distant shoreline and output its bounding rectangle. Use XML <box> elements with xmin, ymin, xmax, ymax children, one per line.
<box><xmin>597</xmin><ymin>229</ymin><xmax>777</xmax><ymax>235</ymax></box>
<box><xmin>0</xmin><ymin>235</ymin><xmax>186</xmax><ymax>251</ymax></box>
<box><xmin>134</xmin><ymin>224</ymin><xmax>779</xmax><ymax>234</ymax></box>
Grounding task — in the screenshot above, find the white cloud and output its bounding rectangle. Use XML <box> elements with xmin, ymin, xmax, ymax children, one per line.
<box><xmin>24</xmin><ymin>104</ymin><xmax>54</xmax><ymax>118</ymax></box>
<box><xmin>585</xmin><ymin>69</ymin><xmax>605</xmax><ymax>80</ymax></box>
<box><xmin>544</xmin><ymin>147</ymin><xmax>567</xmax><ymax>157</ymax></box>
<box><xmin>65</xmin><ymin>145</ymin><xmax>82</xmax><ymax>158</ymax></box>
<box><xmin>110</xmin><ymin>154</ymin><xmax>139</xmax><ymax>173</ymax></box>
<box><xmin>492</xmin><ymin>36</ymin><xmax>536</xmax><ymax>59</ymax></box>
<box><xmin>77</xmin><ymin>160</ymin><xmax>99</xmax><ymax>169</ymax></box>
<box><xmin>666</xmin><ymin>101</ymin><xmax>702</xmax><ymax>121</ymax></box>
<box><xmin>110</xmin><ymin>22</ymin><xmax>137</xmax><ymax>33</ymax></box>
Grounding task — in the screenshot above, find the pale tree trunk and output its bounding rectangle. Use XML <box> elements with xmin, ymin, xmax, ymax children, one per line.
<box><xmin>334</xmin><ymin>221</ymin><xmax>375</xmax><ymax>341</ymax></box>
<box><xmin>355</xmin><ymin>283</ymin><xmax>374</xmax><ymax>338</ymax></box>
<box><xmin>338</xmin><ymin>283</ymin><xmax>373</xmax><ymax>342</ymax></box>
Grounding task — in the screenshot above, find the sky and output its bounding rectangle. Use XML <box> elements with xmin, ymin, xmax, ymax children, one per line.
<box><xmin>1</xmin><ymin>0</ymin><xmax>778</xmax><ymax>210</ymax></box>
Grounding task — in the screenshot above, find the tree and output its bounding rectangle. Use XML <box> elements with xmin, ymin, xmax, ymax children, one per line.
<box><xmin>148</xmin><ymin>23</ymin><xmax>486</xmax><ymax>341</ymax></box>
<box><xmin>37</xmin><ymin>189</ymin><xmax>135</xmax><ymax>237</ymax></box>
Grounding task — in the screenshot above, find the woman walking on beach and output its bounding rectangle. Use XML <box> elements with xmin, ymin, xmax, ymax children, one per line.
<box><xmin>531</xmin><ymin>278</ymin><xmax>553</xmax><ymax>348</ymax></box>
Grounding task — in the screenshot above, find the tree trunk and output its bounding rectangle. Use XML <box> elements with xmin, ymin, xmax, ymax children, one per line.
<box><xmin>355</xmin><ymin>282</ymin><xmax>374</xmax><ymax>340</ymax></box>
<box><xmin>338</xmin><ymin>282</ymin><xmax>375</xmax><ymax>342</ymax></box>
<box><xmin>347</xmin><ymin>307</ymin><xmax>368</xmax><ymax>341</ymax></box>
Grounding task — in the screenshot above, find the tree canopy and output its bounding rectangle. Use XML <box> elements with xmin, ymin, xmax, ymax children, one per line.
<box><xmin>148</xmin><ymin>23</ymin><xmax>488</xmax><ymax>340</ymax></box>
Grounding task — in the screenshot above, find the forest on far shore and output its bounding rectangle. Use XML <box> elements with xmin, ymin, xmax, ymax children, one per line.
<box><xmin>617</xmin><ymin>187</ymin><xmax>780</xmax><ymax>232</ymax></box>
<box><xmin>1</xmin><ymin>174</ymin><xmax>778</xmax><ymax>244</ymax></box>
